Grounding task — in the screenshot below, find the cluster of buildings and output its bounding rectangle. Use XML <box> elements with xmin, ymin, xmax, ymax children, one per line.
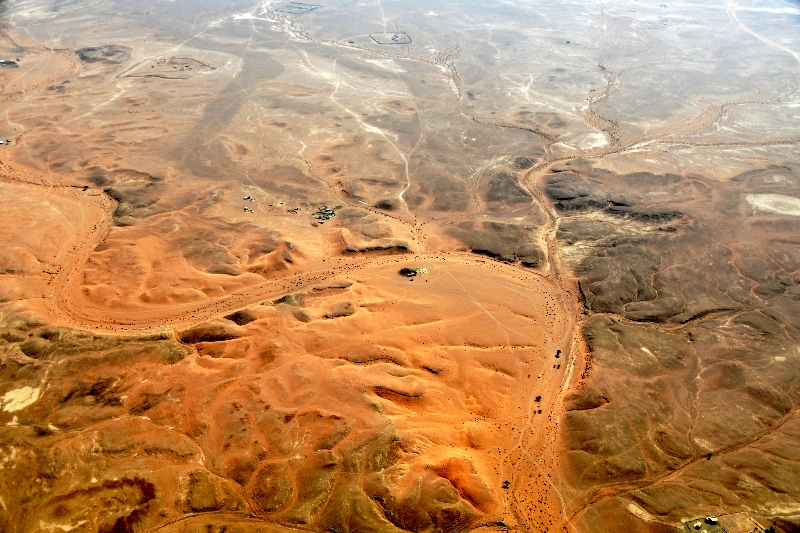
<box><xmin>312</xmin><ymin>206</ymin><xmax>336</xmax><ymax>224</ymax></box>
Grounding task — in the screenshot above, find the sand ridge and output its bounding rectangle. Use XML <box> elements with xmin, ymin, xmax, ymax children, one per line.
<box><xmin>1</xmin><ymin>0</ymin><xmax>800</xmax><ymax>531</ymax></box>
<box><xmin>0</xmin><ymin>144</ymin><xmax>583</xmax><ymax>531</ymax></box>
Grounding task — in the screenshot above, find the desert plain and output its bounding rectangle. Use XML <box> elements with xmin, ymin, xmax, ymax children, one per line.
<box><xmin>0</xmin><ymin>0</ymin><xmax>799</xmax><ymax>532</ymax></box>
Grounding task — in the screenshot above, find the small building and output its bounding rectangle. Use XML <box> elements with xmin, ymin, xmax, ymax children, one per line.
<box><xmin>683</xmin><ymin>516</ymin><xmax>727</xmax><ymax>533</ymax></box>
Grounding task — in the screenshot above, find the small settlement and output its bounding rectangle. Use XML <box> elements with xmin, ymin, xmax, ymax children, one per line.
<box><xmin>242</xmin><ymin>196</ymin><xmax>255</xmax><ymax>213</ymax></box>
<box><xmin>312</xmin><ymin>206</ymin><xmax>336</xmax><ymax>224</ymax></box>
<box><xmin>684</xmin><ymin>516</ymin><xmax>727</xmax><ymax>533</ymax></box>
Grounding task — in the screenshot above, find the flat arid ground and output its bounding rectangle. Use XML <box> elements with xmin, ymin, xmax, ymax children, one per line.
<box><xmin>0</xmin><ymin>0</ymin><xmax>799</xmax><ymax>531</ymax></box>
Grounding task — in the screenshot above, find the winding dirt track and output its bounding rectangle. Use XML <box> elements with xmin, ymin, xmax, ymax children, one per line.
<box><xmin>1</xmin><ymin>3</ymin><xmax>799</xmax><ymax>531</ymax></box>
<box><xmin>7</xmin><ymin>1</ymin><xmax>788</xmax><ymax>339</ymax></box>
<box><xmin>1</xmin><ymin>150</ymin><xmax>584</xmax><ymax>530</ymax></box>
<box><xmin>6</xmin><ymin>10</ymin><xmax>795</xmax><ymax>531</ymax></box>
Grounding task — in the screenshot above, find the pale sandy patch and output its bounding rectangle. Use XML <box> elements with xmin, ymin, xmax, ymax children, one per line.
<box><xmin>1</xmin><ymin>386</ymin><xmax>41</xmax><ymax>412</ymax></box>
<box><xmin>746</xmin><ymin>194</ymin><xmax>800</xmax><ymax>216</ymax></box>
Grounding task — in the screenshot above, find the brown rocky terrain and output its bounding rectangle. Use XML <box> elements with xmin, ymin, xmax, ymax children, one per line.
<box><xmin>1</xmin><ymin>0</ymin><xmax>800</xmax><ymax>532</ymax></box>
<box><xmin>542</xmin><ymin>159</ymin><xmax>800</xmax><ymax>532</ymax></box>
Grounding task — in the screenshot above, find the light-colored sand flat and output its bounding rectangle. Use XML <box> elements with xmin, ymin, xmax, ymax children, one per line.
<box><xmin>746</xmin><ymin>193</ymin><xmax>800</xmax><ymax>216</ymax></box>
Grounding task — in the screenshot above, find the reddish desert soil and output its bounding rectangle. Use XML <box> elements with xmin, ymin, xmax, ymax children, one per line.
<box><xmin>0</xmin><ymin>148</ymin><xmax>583</xmax><ymax>532</ymax></box>
<box><xmin>2</xmin><ymin>1</ymin><xmax>800</xmax><ymax>532</ymax></box>
<box><xmin>0</xmin><ymin>160</ymin><xmax>581</xmax><ymax>530</ymax></box>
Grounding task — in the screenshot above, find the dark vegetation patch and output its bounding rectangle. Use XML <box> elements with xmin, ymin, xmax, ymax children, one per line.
<box><xmin>325</xmin><ymin>301</ymin><xmax>355</xmax><ymax>319</ymax></box>
<box><xmin>76</xmin><ymin>45</ymin><xmax>131</xmax><ymax>64</ymax></box>
<box><xmin>447</xmin><ymin>221</ymin><xmax>542</xmax><ymax>266</ymax></box>
<box><xmin>374</xmin><ymin>198</ymin><xmax>399</xmax><ymax>211</ymax></box>
<box><xmin>179</xmin><ymin>323</ymin><xmax>241</xmax><ymax>344</ymax></box>
<box><xmin>565</xmin><ymin>388</ymin><xmax>609</xmax><ymax>411</ymax></box>
<box><xmin>371</xmin><ymin>387</ymin><xmax>423</xmax><ymax>408</ymax></box>
<box><xmin>224</xmin><ymin>309</ymin><xmax>257</xmax><ymax>326</ymax></box>
<box><xmin>104</xmin><ymin>185</ymin><xmax>161</xmax><ymax>218</ymax></box>
<box><xmin>274</xmin><ymin>293</ymin><xmax>304</xmax><ymax>306</ymax></box>
<box><xmin>311</xmin><ymin>281</ymin><xmax>353</xmax><ymax>292</ymax></box>
<box><xmin>511</xmin><ymin>156</ymin><xmax>535</xmax><ymax>170</ymax></box>
<box><xmin>361</xmin><ymin>177</ymin><xmax>401</xmax><ymax>186</ymax></box>
<box><xmin>180</xmin><ymin>238</ymin><xmax>240</xmax><ymax>276</ymax></box>
<box><xmin>343</xmin><ymin>240</ymin><xmax>410</xmax><ymax>254</ymax></box>
<box><xmin>544</xmin><ymin>170</ymin><xmax>683</xmax><ymax>221</ymax></box>
<box><xmin>99</xmin><ymin>170</ymin><xmax>166</xmax><ymax>221</ymax></box>
<box><xmin>62</xmin><ymin>378</ymin><xmax>123</xmax><ymax>407</ymax></box>
<box><xmin>273</xmin><ymin>282</ymin><xmax>352</xmax><ymax>309</ymax></box>
<box><xmin>484</xmin><ymin>172</ymin><xmax>531</xmax><ymax>204</ymax></box>
<box><xmin>85</xmin><ymin>167</ymin><xmax>112</xmax><ymax>187</ymax></box>
<box><xmin>13</xmin><ymin>326</ymin><xmax>184</xmax><ymax>364</ymax></box>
